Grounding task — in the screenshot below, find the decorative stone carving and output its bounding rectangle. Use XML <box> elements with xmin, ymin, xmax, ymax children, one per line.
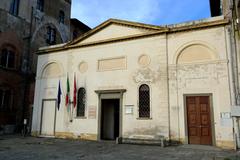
<box><xmin>133</xmin><ymin>68</ymin><xmax>157</xmax><ymax>83</ymax></box>
<box><xmin>79</xmin><ymin>61</ymin><xmax>88</xmax><ymax>73</ymax></box>
<box><xmin>138</xmin><ymin>55</ymin><xmax>151</xmax><ymax>67</ymax></box>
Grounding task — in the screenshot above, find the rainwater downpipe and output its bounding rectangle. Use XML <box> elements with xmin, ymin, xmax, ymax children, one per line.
<box><xmin>166</xmin><ymin>33</ymin><xmax>171</xmax><ymax>143</ymax></box>
<box><xmin>227</xmin><ymin>25</ymin><xmax>240</xmax><ymax>149</ymax></box>
<box><xmin>229</xmin><ymin>0</ymin><xmax>240</xmax><ymax>149</ymax></box>
<box><xmin>225</xmin><ymin>2</ymin><xmax>240</xmax><ymax>148</ymax></box>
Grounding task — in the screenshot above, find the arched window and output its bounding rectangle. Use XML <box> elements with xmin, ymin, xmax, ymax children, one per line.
<box><xmin>139</xmin><ymin>84</ymin><xmax>150</xmax><ymax>118</ymax></box>
<box><xmin>77</xmin><ymin>88</ymin><xmax>86</xmax><ymax>117</ymax></box>
<box><xmin>0</xmin><ymin>46</ymin><xmax>16</xmax><ymax>69</ymax></box>
<box><xmin>59</xmin><ymin>10</ymin><xmax>65</xmax><ymax>24</ymax></box>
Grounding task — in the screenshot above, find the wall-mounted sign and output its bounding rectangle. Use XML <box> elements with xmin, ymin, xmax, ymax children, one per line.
<box><xmin>220</xmin><ymin>112</ymin><xmax>232</xmax><ymax>127</ymax></box>
<box><xmin>220</xmin><ymin>112</ymin><xmax>231</xmax><ymax>119</ymax></box>
<box><xmin>125</xmin><ymin>105</ymin><xmax>134</xmax><ymax>114</ymax></box>
<box><xmin>88</xmin><ymin>106</ymin><xmax>96</xmax><ymax>119</ymax></box>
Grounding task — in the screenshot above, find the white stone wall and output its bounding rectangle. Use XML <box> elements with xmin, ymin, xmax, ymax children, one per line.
<box><xmin>167</xmin><ymin>27</ymin><xmax>233</xmax><ymax>148</ymax></box>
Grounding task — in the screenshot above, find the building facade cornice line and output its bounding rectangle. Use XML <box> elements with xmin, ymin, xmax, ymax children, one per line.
<box><xmin>37</xmin><ymin>19</ymin><xmax>229</xmax><ymax>55</ymax></box>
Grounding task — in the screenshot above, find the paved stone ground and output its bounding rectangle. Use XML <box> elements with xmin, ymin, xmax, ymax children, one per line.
<box><xmin>0</xmin><ymin>135</ymin><xmax>239</xmax><ymax>160</ymax></box>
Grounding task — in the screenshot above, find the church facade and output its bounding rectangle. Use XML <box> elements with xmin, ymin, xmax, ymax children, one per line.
<box><xmin>31</xmin><ymin>16</ymin><xmax>234</xmax><ymax>149</ymax></box>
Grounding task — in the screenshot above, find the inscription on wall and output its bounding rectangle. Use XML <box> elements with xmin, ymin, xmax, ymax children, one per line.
<box><xmin>88</xmin><ymin>106</ymin><xmax>97</xmax><ymax>119</ymax></box>
<box><xmin>98</xmin><ymin>57</ymin><xmax>126</xmax><ymax>71</ymax></box>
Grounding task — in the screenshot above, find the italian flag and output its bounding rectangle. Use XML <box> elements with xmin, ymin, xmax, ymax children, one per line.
<box><xmin>65</xmin><ymin>74</ymin><xmax>70</xmax><ymax>107</ymax></box>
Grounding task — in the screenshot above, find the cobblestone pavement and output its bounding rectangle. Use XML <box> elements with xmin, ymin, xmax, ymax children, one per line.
<box><xmin>0</xmin><ymin>135</ymin><xmax>239</xmax><ymax>160</ymax></box>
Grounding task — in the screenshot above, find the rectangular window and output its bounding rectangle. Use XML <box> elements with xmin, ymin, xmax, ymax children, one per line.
<box><xmin>0</xmin><ymin>90</ymin><xmax>11</xmax><ymax>111</ymax></box>
<box><xmin>0</xmin><ymin>49</ymin><xmax>15</xmax><ymax>69</ymax></box>
<box><xmin>59</xmin><ymin>10</ymin><xmax>65</xmax><ymax>24</ymax></box>
<box><xmin>46</xmin><ymin>27</ymin><xmax>56</xmax><ymax>45</ymax></box>
<box><xmin>7</xmin><ymin>51</ymin><xmax>15</xmax><ymax>68</ymax></box>
<box><xmin>9</xmin><ymin>0</ymin><xmax>20</xmax><ymax>16</ymax></box>
<box><xmin>0</xmin><ymin>49</ymin><xmax>7</xmax><ymax>67</ymax></box>
<box><xmin>37</xmin><ymin>0</ymin><xmax>44</xmax><ymax>12</ymax></box>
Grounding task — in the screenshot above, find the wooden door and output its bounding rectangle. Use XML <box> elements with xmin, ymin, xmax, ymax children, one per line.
<box><xmin>186</xmin><ymin>96</ymin><xmax>212</xmax><ymax>145</ymax></box>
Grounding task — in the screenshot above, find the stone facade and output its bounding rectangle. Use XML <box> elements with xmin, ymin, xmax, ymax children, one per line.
<box><xmin>0</xmin><ymin>0</ymin><xmax>89</xmax><ymax>133</ymax></box>
<box><xmin>32</xmin><ymin>17</ymin><xmax>235</xmax><ymax>149</ymax></box>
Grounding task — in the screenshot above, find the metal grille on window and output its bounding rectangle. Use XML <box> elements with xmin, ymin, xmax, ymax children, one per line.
<box><xmin>139</xmin><ymin>84</ymin><xmax>150</xmax><ymax>118</ymax></box>
<box><xmin>77</xmin><ymin>88</ymin><xmax>86</xmax><ymax>117</ymax></box>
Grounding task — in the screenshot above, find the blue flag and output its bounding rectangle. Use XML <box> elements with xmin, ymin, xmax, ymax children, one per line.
<box><xmin>57</xmin><ymin>80</ymin><xmax>62</xmax><ymax>110</ymax></box>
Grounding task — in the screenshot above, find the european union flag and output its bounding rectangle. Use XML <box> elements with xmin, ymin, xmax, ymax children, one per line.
<box><xmin>57</xmin><ymin>80</ymin><xmax>62</xmax><ymax>110</ymax></box>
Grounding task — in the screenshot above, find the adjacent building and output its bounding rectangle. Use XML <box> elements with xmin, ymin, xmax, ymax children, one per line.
<box><xmin>0</xmin><ymin>0</ymin><xmax>90</xmax><ymax>134</ymax></box>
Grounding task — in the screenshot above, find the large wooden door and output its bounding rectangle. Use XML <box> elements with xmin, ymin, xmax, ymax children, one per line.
<box><xmin>186</xmin><ymin>96</ymin><xmax>212</xmax><ymax>145</ymax></box>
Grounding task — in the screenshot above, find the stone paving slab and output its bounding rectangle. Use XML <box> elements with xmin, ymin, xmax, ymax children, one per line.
<box><xmin>0</xmin><ymin>135</ymin><xmax>239</xmax><ymax>160</ymax></box>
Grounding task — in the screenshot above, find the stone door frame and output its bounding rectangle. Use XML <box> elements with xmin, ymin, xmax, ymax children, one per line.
<box><xmin>95</xmin><ymin>89</ymin><xmax>126</xmax><ymax>141</ymax></box>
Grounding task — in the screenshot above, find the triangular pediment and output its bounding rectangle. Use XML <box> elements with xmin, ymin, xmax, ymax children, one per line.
<box><xmin>69</xmin><ymin>19</ymin><xmax>165</xmax><ymax>46</ymax></box>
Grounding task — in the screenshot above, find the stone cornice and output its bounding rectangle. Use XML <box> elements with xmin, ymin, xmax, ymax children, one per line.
<box><xmin>37</xmin><ymin>18</ymin><xmax>229</xmax><ymax>55</ymax></box>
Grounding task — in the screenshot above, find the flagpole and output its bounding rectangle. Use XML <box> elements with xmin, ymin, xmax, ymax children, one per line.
<box><xmin>70</xmin><ymin>101</ymin><xmax>73</xmax><ymax>122</ymax></box>
<box><xmin>71</xmin><ymin>101</ymin><xmax>73</xmax><ymax>122</ymax></box>
<box><xmin>71</xmin><ymin>72</ymin><xmax>77</xmax><ymax>122</ymax></box>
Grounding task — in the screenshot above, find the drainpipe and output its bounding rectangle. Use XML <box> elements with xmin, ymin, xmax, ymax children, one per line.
<box><xmin>226</xmin><ymin>0</ymin><xmax>240</xmax><ymax>149</ymax></box>
<box><xmin>230</xmin><ymin>0</ymin><xmax>240</xmax><ymax>104</ymax></box>
<box><xmin>227</xmin><ymin>0</ymin><xmax>240</xmax><ymax>148</ymax></box>
<box><xmin>227</xmin><ymin>25</ymin><xmax>240</xmax><ymax>149</ymax></box>
<box><xmin>166</xmin><ymin>33</ymin><xmax>171</xmax><ymax>142</ymax></box>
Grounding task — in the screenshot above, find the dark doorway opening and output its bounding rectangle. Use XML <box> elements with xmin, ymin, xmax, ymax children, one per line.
<box><xmin>101</xmin><ymin>99</ymin><xmax>120</xmax><ymax>140</ymax></box>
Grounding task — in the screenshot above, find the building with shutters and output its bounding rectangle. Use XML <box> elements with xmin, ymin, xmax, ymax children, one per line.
<box><xmin>32</xmin><ymin>16</ymin><xmax>235</xmax><ymax>149</ymax></box>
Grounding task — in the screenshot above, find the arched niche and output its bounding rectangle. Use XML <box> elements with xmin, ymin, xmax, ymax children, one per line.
<box><xmin>176</xmin><ymin>44</ymin><xmax>217</xmax><ymax>64</ymax></box>
<box><xmin>41</xmin><ymin>62</ymin><xmax>62</xmax><ymax>78</ymax></box>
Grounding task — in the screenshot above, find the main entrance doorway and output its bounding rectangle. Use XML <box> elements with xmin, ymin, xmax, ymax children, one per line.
<box><xmin>101</xmin><ymin>99</ymin><xmax>120</xmax><ymax>140</ymax></box>
<box><xmin>186</xmin><ymin>96</ymin><xmax>212</xmax><ymax>145</ymax></box>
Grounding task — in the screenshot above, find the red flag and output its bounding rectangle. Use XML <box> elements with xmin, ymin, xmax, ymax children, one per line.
<box><xmin>73</xmin><ymin>73</ymin><xmax>77</xmax><ymax>108</ymax></box>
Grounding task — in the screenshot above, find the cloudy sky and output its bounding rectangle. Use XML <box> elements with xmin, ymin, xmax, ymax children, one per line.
<box><xmin>71</xmin><ymin>0</ymin><xmax>211</xmax><ymax>28</ymax></box>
